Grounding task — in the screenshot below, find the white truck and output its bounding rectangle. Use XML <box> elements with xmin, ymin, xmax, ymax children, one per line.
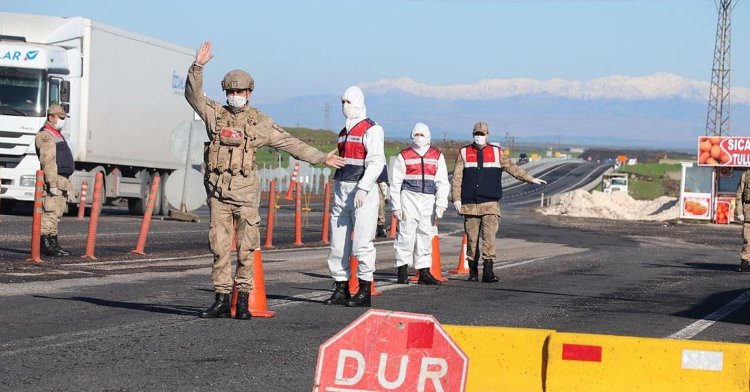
<box><xmin>0</xmin><ymin>13</ymin><xmax>196</xmax><ymax>215</ymax></box>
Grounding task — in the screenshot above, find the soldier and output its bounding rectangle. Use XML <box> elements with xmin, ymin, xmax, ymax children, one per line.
<box><xmin>451</xmin><ymin>122</ymin><xmax>546</xmax><ymax>282</ymax></box>
<box><xmin>390</xmin><ymin>123</ymin><xmax>449</xmax><ymax>285</ymax></box>
<box><xmin>185</xmin><ymin>41</ymin><xmax>345</xmax><ymax>320</ymax></box>
<box><xmin>35</xmin><ymin>104</ymin><xmax>74</xmax><ymax>257</ymax></box>
<box><xmin>376</xmin><ymin>167</ymin><xmax>389</xmax><ymax>238</ymax></box>
<box><xmin>324</xmin><ymin>86</ymin><xmax>385</xmax><ymax>308</ymax></box>
<box><xmin>736</xmin><ymin>170</ymin><xmax>750</xmax><ymax>272</ymax></box>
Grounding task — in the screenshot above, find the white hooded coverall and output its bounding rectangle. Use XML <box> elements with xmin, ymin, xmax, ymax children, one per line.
<box><xmin>390</xmin><ymin>123</ymin><xmax>449</xmax><ymax>270</ymax></box>
<box><xmin>326</xmin><ymin>86</ymin><xmax>386</xmax><ymax>282</ymax></box>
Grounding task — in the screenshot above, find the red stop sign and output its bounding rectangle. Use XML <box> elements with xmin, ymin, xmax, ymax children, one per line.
<box><xmin>313</xmin><ymin>309</ymin><xmax>468</xmax><ymax>392</ymax></box>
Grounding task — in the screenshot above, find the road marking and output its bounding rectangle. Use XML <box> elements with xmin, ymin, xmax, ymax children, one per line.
<box><xmin>668</xmin><ymin>289</ymin><xmax>750</xmax><ymax>340</ymax></box>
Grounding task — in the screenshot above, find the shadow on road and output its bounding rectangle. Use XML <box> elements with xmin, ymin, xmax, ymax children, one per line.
<box><xmin>673</xmin><ymin>288</ymin><xmax>750</xmax><ymax>326</ymax></box>
<box><xmin>32</xmin><ymin>295</ymin><xmax>201</xmax><ymax>316</ymax></box>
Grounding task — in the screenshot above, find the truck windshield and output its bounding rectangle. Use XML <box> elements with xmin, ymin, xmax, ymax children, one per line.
<box><xmin>611</xmin><ymin>178</ymin><xmax>627</xmax><ymax>186</ymax></box>
<box><xmin>0</xmin><ymin>67</ymin><xmax>46</xmax><ymax>117</ymax></box>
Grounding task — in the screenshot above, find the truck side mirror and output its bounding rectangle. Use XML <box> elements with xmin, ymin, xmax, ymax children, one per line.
<box><xmin>60</xmin><ymin>80</ymin><xmax>71</xmax><ymax>103</ymax></box>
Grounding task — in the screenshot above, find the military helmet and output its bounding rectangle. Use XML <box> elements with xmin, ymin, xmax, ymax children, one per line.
<box><xmin>221</xmin><ymin>69</ymin><xmax>254</xmax><ymax>91</ymax></box>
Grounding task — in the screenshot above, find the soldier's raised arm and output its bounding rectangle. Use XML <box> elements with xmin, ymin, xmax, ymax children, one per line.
<box><xmin>500</xmin><ymin>153</ymin><xmax>547</xmax><ymax>185</ymax></box>
<box><xmin>185</xmin><ymin>41</ymin><xmax>220</xmax><ymax>137</ymax></box>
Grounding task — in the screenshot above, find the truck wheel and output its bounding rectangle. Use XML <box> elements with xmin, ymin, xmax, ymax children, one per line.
<box><xmin>159</xmin><ymin>171</ymin><xmax>171</xmax><ymax>216</ymax></box>
<box><xmin>128</xmin><ymin>170</ymin><xmax>151</xmax><ymax>215</ymax></box>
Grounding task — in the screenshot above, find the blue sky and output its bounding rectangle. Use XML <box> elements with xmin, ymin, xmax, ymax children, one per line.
<box><xmin>3</xmin><ymin>0</ymin><xmax>748</xmax><ymax>104</ymax></box>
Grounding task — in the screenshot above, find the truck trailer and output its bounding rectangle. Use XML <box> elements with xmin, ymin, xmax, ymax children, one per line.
<box><xmin>0</xmin><ymin>12</ymin><xmax>196</xmax><ymax>215</ymax></box>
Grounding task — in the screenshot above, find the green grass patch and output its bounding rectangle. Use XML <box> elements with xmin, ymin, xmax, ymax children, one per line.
<box><xmin>627</xmin><ymin>178</ymin><xmax>664</xmax><ymax>200</ymax></box>
<box><xmin>620</xmin><ymin>163</ymin><xmax>681</xmax><ymax>178</ymax></box>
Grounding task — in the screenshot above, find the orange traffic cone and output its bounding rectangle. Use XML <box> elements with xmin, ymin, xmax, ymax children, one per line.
<box><xmin>348</xmin><ymin>255</ymin><xmax>380</xmax><ymax>297</ymax></box>
<box><xmin>230</xmin><ymin>250</ymin><xmax>276</xmax><ymax>318</ymax></box>
<box><xmin>449</xmin><ymin>234</ymin><xmax>469</xmax><ymax>274</ymax></box>
<box><xmin>410</xmin><ymin>227</ymin><xmax>448</xmax><ymax>282</ymax></box>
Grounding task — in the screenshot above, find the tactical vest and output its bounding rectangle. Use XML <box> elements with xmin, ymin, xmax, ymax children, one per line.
<box><xmin>37</xmin><ymin>124</ymin><xmax>75</xmax><ymax>177</ymax></box>
<box><xmin>205</xmin><ymin>106</ymin><xmax>259</xmax><ymax>177</ymax></box>
<box><xmin>334</xmin><ymin>118</ymin><xmax>376</xmax><ymax>182</ymax></box>
<box><xmin>400</xmin><ymin>147</ymin><xmax>441</xmax><ymax>195</ymax></box>
<box><xmin>460</xmin><ymin>144</ymin><xmax>504</xmax><ymax>204</ymax></box>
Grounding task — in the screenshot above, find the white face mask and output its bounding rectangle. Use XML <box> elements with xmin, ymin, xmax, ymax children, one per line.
<box><xmin>342</xmin><ymin>102</ymin><xmax>362</xmax><ymax>120</ymax></box>
<box><xmin>53</xmin><ymin>118</ymin><xmax>65</xmax><ymax>130</ymax></box>
<box><xmin>473</xmin><ymin>135</ymin><xmax>487</xmax><ymax>146</ymax></box>
<box><xmin>227</xmin><ymin>95</ymin><xmax>247</xmax><ymax>108</ymax></box>
<box><xmin>411</xmin><ymin>135</ymin><xmax>428</xmax><ymax>149</ymax></box>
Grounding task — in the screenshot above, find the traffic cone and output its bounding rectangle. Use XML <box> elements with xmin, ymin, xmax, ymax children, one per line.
<box><xmin>410</xmin><ymin>227</ymin><xmax>448</xmax><ymax>282</ymax></box>
<box><xmin>249</xmin><ymin>250</ymin><xmax>276</xmax><ymax>318</ymax></box>
<box><xmin>449</xmin><ymin>234</ymin><xmax>469</xmax><ymax>274</ymax></box>
<box><xmin>230</xmin><ymin>250</ymin><xmax>276</xmax><ymax>318</ymax></box>
<box><xmin>348</xmin><ymin>255</ymin><xmax>380</xmax><ymax>296</ymax></box>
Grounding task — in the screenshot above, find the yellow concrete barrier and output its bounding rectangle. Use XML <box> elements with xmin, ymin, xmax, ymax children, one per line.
<box><xmin>546</xmin><ymin>332</ymin><xmax>750</xmax><ymax>392</ymax></box>
<box><xmin>443</xmin><ymin>324</ymin><xmax>553</xmax><ymax>392</ymax></box>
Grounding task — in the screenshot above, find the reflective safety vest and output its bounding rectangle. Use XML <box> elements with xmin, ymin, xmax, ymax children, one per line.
<box><xmin>334</xmin><ymin>118</ymin><xmax>376</xmax><ymax>182</ymax></box>
<box><xmin>38</xmin><ymin>124</ymin><xmax>75</xmax><ymax>177</ymax></box>
<box><xmin>460</xmin><ymin>144</ymin><xmax>504</xmax><ymax>204</ymax></box>
<box><xmin>400</xmin><ymin>147</ymin><xmax>441</xmax><ymax>195</ymax></box>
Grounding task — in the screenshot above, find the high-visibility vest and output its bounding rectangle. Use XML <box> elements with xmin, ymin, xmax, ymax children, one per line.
<box><xmin>334</xmin><ymin>118</ymin><xmax>376</xmax><ymax>182</ymax></box>
<box><xmin>400</xmin><ymin>147</ymin><xmax>441</xmax><ymax>195</ymax></box>
<box><xmin>459</xmin><ymin>144</ymin><xmax>504</xmax><ymax>203</ymax></box>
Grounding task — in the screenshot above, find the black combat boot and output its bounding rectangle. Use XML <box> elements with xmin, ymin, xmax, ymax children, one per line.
<box><xmin>739</xmin><ymin>260</ymin><xmax>750</xmax><ymax>272</ymax></box>
<box><xmin>199</xmin><ymin>293</ymin><xmax>231</xmax><ymax>318</ymax></box>
<box><xmin>235</xmin><ymin>291</ymin><xmax>252</xmax><ymax>320</ymax></box>
<box><xmin>467</xmin><ymin>260</ymin><xmax>479</xmax><ymax>282</ymax></box>
<box><xmin>346</xmin><ymin>279</ymin><xmax>371</xmax><ymax>307</ymax></box>
<box><xmin>417</xmin><ymin>268</ymin><xmax>442</xmax><ymax>286</ymax></box>
<box><xmin>482</xmin><ymin>259</ymin><xmax>499</xmax><ymax>283</ymax></box>
<box><xmin>323</xmin><ymin>281</ymin><xmax>350</xmax><ymax>305</ymax></box>
<box><xmin>396</xmin><ymin>265</ymin><xmax>408</xmax><ymax>284</ymax></box>
<box><xmin>50</xmin><ymin>235</ymin><xmax>71</xmax><ymax>256</ymax></box>
<box><xmin>376</xmin><ymin>224</ymin><xmax>387</xmax><ymax>238</ymax></box>
<box><xmin>41</xmin><ymin>235</ymin><xmax>65</xmax><ymax>257</ymax></box>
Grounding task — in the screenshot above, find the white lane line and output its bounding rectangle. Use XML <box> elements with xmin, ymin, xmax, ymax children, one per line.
<box><xmin>668</xmin><ymin>289</ymin><xmax>750</xmax><ymax>340</ymax></box>
<box><xmin>494</xmin><ymin>255</ymin><xmax>557</xmax><ymax>270</ymax></box>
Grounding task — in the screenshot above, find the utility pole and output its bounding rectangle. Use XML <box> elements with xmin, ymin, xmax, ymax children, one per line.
<box><xmin>705</xmin><ymin>0</ymin><xmax>737</xmax><ymax>136</ymax></box>
<box><xmin>322</xmin><ymin>102</ymin><xmax>331</xmax><ymax>131</ymax></box>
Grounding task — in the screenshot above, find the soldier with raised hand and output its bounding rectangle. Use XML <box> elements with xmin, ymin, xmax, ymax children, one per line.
<box><xmin>185</xmin><ymin>41</ymin><xmax>345</xmax><ymax>320</ymax></box>
<box><xmin>452</xmin><ymin>121</ymin><xmax>547</xmax><ymax>283</ymax></box>
<box><xmin>35</xmin><ymin>104</ymin><xmax>74</xmax><ymax>257</ymax></box>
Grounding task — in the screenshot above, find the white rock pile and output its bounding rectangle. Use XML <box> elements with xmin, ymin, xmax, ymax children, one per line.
<box><xmin>539</xmin><ymin>190</ymin><xmax>679</xmax><ymax>221</ymax></box>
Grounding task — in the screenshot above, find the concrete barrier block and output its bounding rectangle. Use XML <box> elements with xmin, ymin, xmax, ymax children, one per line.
<box><xmin>546</xmin><ymin>332</ymin><xmax>750</xmax><ymax>392</ymax></box>
<box><xmin>443</xmin><ymin>324</ymin><xmax>553</xmax><ymax>392</ymax></box>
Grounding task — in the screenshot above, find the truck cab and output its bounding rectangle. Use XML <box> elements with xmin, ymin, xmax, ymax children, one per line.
<box><xmin>0</xmin><ymin>38</ymin><xmax>70</xmax><ymax>205</ymax></box>
<box><xmin>602</xmin><ymin>172</ymin><xmax>629</xmax><ymax>194</ymax></box>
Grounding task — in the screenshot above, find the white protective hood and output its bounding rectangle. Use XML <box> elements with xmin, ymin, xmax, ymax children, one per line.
<box><xmin>410</xmin><ymin>122</ymin><xmax>431</xmax><ymax>155</ymax></box>
<box><xmin>342</xmin><ymin>86</ymin><xmax>367</xmax><ymax>131</ymax></box>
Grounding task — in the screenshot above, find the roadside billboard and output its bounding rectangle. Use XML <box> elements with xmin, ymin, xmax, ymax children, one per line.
<box><xmin>697</xmin><ymin>136</ymin><xmax>750</xmax><ymax>166</ymax></box>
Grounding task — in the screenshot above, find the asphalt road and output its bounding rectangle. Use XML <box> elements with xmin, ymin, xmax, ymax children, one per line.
<box><xmin>2</xmin><ymin>162</ymin><xmax>750</xmax><ymax>391</ymax></box>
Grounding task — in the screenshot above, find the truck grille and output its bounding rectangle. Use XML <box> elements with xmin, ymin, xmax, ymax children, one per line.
<box><xmin>0</xmin><ymin>155</ymin><xmax>23</xmax><ymax>169</ymax></box>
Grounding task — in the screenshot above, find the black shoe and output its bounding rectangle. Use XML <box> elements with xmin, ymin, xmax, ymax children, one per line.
<box><xmin>396</xmin><ymin>265</ymin><xmax>409</xmax><ymax>284</ymax></box>
<box><xmin>346</xmin><ymin>279</ymin><xmax>371</xmax><ymax>307</ymax></box>
<box><xmin>468</xmin><ymin>260</ymin><xmax>479</xmax><ymax>282</ymax></box>
<box><xmin>417</xmin><ymin>268</ymin><xmax>442</xmax><ymax>286</ymax></box>
<box><xmin>482</xmin><ymin>260</ymin><xmax>499</xmax><ymax>283</ymax></box>
<box><xmin>235</xmin><ymin>291</ymin><xmax>252</xmax><ymax>320</ymax></box>
<box><xmin>199</xmin><ymin>293</ymin><xmax>231</xmax><ymax>318</ymax></box>
<box><xmin>41</xmin><ymin>235</ymin><xmax>65</xmax><ymax>257</ymax></box>
<box><xmin>50</xmin><ymin>235</ymin><xmax>71</xmax><ymax>256</ymax></box>
<box><xmin>376</xmin><ymin>224</ymin><xmax>387</xmax><ymax>238</ymax></box>
<box><xmin>739</xmin><ymin>260</ymin><xmax>750</xmax><ymax>272</ymax></box>
<box><xmin>323</xmin><ymin>281</ymin><xmax>350</xmax><ymax>305</ymax></box>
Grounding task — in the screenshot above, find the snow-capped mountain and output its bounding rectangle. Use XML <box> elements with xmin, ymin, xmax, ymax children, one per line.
<box><xmin>359</xmin><ymin>73</ymin><xmax>750</xmax><ymax>104</ymax></box>
<box><xmin>258</xmin><ymin>73</ymin><xmax>750</xmax><ymax>150</ymax></box>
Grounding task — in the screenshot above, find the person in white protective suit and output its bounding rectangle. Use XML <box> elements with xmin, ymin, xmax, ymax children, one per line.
<box><xmin>324</xmin><ymin>86</ymin><xmax>386</xmax><ymax>307</ymax></box>
<box><xmin>390</xmin><ymin>123</ymin><xmax>449</xmax><ymax>285</ymax></box>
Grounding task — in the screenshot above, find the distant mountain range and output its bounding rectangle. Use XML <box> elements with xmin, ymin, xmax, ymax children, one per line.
<box><xmin>257</xmin><ymin>73</ymin><xmax>750</xmax><ymax>151</ymax></box>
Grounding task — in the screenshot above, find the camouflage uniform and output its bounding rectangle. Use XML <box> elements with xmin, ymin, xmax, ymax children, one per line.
<box><xmin>452</xmin><ymin>150</ymin><xmax>533</xmax><ymax>261</ymax></box>
<box><xmin>185</xmin><ymin>63</ymin><xmax>328</xmax><ymax>294</ymax></box>
<box><xmin>34</xmin><ymin>105</ymin><xmax>74</xmax><ymax>243</ymax></box>
<box><xmin>736</xmin><ymin>170</ymin><xmax>750</xmax><ymax>271</ymax></box>
<box><xmin>452</xmin><ymin>122</ymin><xmax>535</xmax><ymax>282</ymax></box>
